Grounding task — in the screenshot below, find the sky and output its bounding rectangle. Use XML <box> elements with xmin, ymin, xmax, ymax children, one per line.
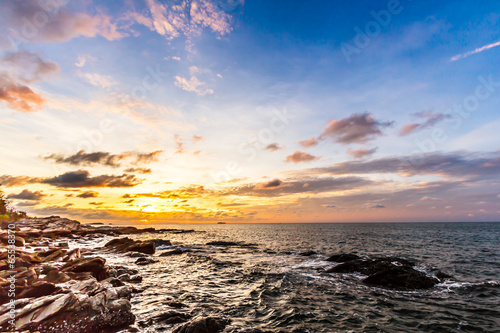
<box><xmin>1</xmin><ymin>0</ymin><xmax>500</xmax><ymax>223</ymax></box>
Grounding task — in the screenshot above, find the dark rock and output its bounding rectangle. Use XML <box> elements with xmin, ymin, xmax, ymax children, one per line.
<box><xmin>104</xmin><ymin>237</ymin><xmax>155</xmax><ymax>255</ymax></box>
<box><xmin>127</xmin><ymin>251</ymin><xmax>149</xmax><ymax>258</ymax></box>
<box><xmin>150</xmin><ymin>238</ymin><xmax>172</xmax><ymax>247</ymax></box>
<box><xmin>435</xmin><ymin>271</ymin><xmax>453</xmax><ymax>281</ymax></box>
<box><xmin>17</xmin><ymin>281</ymin><xmax>58</xmax><ymax>299</ymax></box>
<box><xmin>173</xmin><ymin>316</ymin><xmax>230</xmax><ymax>333</ymax></box>
<box><xmin>326</xmin><ymin>253</ymin><xmax>360</xmax><ymax>262</ymax></box>
<box><xmin>298</xmin><ymin>250</ymin><xmax>316</xmax><ymax>256</ymax></box>
<box><xmin>206</xmin><ymin>241</ymin><xmax>238</xmax><ymax>246</ymax></box>
<box><xmin>135</xmin><ymin>257</ymin><xmax>157</xmax><ymax>265</ymax></box>
<box><xmin>62</xmin><ymin>257</ymin><xmax>108</xmax><ymax>281</ymax></box>
<box><xmin>326</xmin><ymin>257</ymin><xmax>415</xmax><ymax>275</ymax></box>
<box><xmin>363</xmin><ymin>266</ymin><xmax>438</xmax><ymax>290</ymax></box>
<box><xmin>165</xmin><ymin>301</ymin><xmax>186</xmax><ymax>308</ymax></box>
<box><xmin>159</xmin><ymin>249</ymin><xmax>184</xmax><ymax>256</ymax></box>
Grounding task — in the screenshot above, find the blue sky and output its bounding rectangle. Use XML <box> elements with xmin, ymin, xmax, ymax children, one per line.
<box><xmin>1</xmin><ymin>0</ymin><xmax>500</xmax><ymax>223</ymax></box>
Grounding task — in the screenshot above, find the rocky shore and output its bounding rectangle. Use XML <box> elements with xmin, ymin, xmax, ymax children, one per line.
<box><xmin>0</xmin><ymin>216</ymin><xmax>227</xmax><ymax>333</ymax></box>
<box><xmin>0</xmin><ymin>217</ymin><xmax>456</xmax><ymax>333</ymax></box>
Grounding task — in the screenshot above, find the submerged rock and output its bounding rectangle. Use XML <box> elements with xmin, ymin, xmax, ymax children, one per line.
<box><xmin>363</xmin><ymin>266</ymin><xmax>438</xmax><ymax>289</ymax></box>
<box><xmin>159</xmin><ymin>248</ymin><xmax>185</xmax><ymax>256</ymax></box>
<box><xmin>326</xmin><ymin>257</ymin><xmax>415</xmax><ymax>275</ymax></box>
<box><xmin>298</xmin><ymin>250</ymin><xmax>317</xmax><ymax>256</ymax></box>
<box><xmin>206</xmin><ymin>241</ymin><xmax>238</xmax><ymax>246</ymax></box>
<box><xmin>326</xmin><ymin>253</ymin><xmax>360</xmax><ymax>262</ymax></box>
<box><xmin>173</xmin><ymin>316</ymin><xmax>230</xmax><ymax>333</ymax></box>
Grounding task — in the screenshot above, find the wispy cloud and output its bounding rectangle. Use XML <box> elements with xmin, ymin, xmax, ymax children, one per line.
<box><xmin>450</xmin><ymin>41</ymin><xmax>500</xmax><ymax>62</ymax></box>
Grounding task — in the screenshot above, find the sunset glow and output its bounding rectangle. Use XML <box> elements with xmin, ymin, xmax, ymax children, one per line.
<box><xmin>1</xmin><ymin>0</ymin><xmax>500</xmax><ymax>223</ymax></box>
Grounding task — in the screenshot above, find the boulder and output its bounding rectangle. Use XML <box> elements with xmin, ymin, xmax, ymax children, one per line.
<box><xmin>17</xmin><ymin>281</ymin><xmax>58</xmax><ymax>299</ymax></box>
<box><xmin>326</xmin><ymin>253</ymin><xmax>360</xmax><ymax>262</ymax></box>
<box><xmin>159</xmin><ymin>249</ymin><xmax>184</xmax><ymax>257</ymax></box>
<box><xmin>363</xmin><ymin>266</ymin><xmax>438</xmax><ymax>290</ymax></box>
<box><xmin>0</xmin><ymin>234</ymin><xmax>25</xmax><ymax>247</ymax></box>
<box><xmin>62</xmin><ymin>257</ymin><xmax>108</xmax><ymax>281</ymax></box>
<box><xmin>298</xmin><ymin>250</ymin><xmax>316</xmax><ymax>256</ymax></box>
<box><xmin>173</xmin><ymin>316</ymin><xmax>230</xmax><ymax>333</ymax></box>
<box><xmin>104</xmin><ymin>238</ymin><xmax>155</xmax><ymax>255</ymax></box>
<box><xmin>135</xmin><ymin>257</ymin><xmax>157</xmax><ymax>266</ymax></box>
<box><xmin>206</xmin><ymin>241</ymin><xmax>238</xmax><ymax>246</ymax></box>
<box><xmin>326</xmin><ymin>257</ymin><xmax>415</xmax><ymax>275</ymax></box>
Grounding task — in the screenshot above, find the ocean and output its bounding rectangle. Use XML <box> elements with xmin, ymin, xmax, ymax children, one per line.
<box><xmin>98</xmin><ymin>222</ymin><xmax>500</xmax><ymax>332</ymax></box>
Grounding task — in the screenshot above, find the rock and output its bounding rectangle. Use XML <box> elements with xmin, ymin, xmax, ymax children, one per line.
<box><xmin>43</xmin><ymin>269</ymin><xmax>71</xmax><ymax>284</ymax></box>
<box><xmin>159</xmin><ymin>248</ymin><xmax>184</xmax><ymax>256</ymax></box>
<box><xmin>363</xmin><ymin>266</ymin><xmax>438</xmax><ymax>290</ymax></box>
<box><xmin>0</xmin><ymin>234</ymin><xmax>25</xmax><ymax>246</ymax></box>
<box><xmin>62</xmin><ymin>257</ymin><xmax>108</xmax><ymax>281</ymax></box>
<box><xmin>173</xmin><ymin>316</ymin><xmax>230</xmax><ymax>333</ymax></box>
<box><xmin>41</xmin><ymin>249</ymin><xmax>67</xmax><ymax>262</ymax></box>
<box><xmin>0</xmin><ymin>280</ymin><xmax>136</xmax><ymax>332</ymax></box>
<box><xmin>326</xmin><ymin>253</ymin><xmax>360</xmax><ymax>262</ymax></box>
<box><xmin>166</xmin><ymin>301</ymin><xmax>186</xmax><ymax>308</ymax></box>
<box><xmin>140</xmin><ymin>311</ymin><xmax>190</xmax><ymax>326</ymax></box>
<box><xmin>326</xmin><ymin>257</ymin><xmax>415</xmax><ymax>275</ymax></box>
<box><xmin>63</xmin><ymin>248</ymin><xmax>81</xmax><ymax>262</ymax></box>
<box><xmin>104</xmin><ymin>238</ymin><xmax>155</xmax><ymax>255</ymax></box>
<box><xmin>435</xmin><ymin>271</ymin><xmax>453</xmax><ymax>281</ymax></box>
<box><xmin>298</xmin><ymin>250</ymin><xmax>316</xmax><ymax>256</ymax></box>
<box><xmin>150</xmin><ymin>238</ymin><xmax>172</xmax><ymax>247</ymax></box>
<box><xmin>206</xmin><ymin>241</ymin><xmax>238</xmax><ymax>246</ymax></box>
<box><xmin>17</xmin><ymin>281</ymin><xmax>58</xmax><ymax>299</ymax></box>
<box><xmin>126</xmin><ymin>251</ymin><xmax>148</xmax><ymax>258</ymax></box>
<box><xmin>135</xmin><ymin>257</ymin><xmax>157</xmax><ymax>265</ymax></box>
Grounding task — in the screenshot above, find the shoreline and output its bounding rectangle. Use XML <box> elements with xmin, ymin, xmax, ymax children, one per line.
<box><xmin>0</xmin><ymin>216</ymin><xmax>226</xmax><ymax>333</ymax></box>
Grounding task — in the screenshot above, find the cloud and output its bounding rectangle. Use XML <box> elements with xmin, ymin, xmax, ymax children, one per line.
<box><xmin>127</xmin><ymin>0</ymin><xmax>233</xmax><ymax>40</ymax></box>
<box><xmin>75</xmin><ymin>55</ymin><xmax>97</xmax><ymax>68</ymax></box>
<box><xmin>285</xmin><ymin>151</ymin><xmax>321</xmax><ymax>163</ymax></box>
<box><xmin>43</xmin><ymin>150</ymin><xmax>163</xmax><ymax>167</ymax></box>
<box><xmin>124</xmin><ymin>167</ymin><xmax>152</xmax><ymax>174</ymax></box>
<box><xmin>347</xmin><ymin>147</ymin><xmax>378</xmax><ymax>159</ymax></box>
<box><xmin>307</xmin><ymin>151</ymin><xmax>500</xmax><ymax>179</ymax></box>
<box><xmin>399</xmin><ymin>112</ymin><xmax>450</xmax><ymax>136</ymax></box>
<box><xmin>41</xmin><ymin>170</ymin><xmax>141</xmax><ymax>188</ymax></box>
<box><xmin>227</xmin><ymin>176</ymin><xmax>374</xmax><ymax>197</ymax></box>
<box><xmin>1</xmin><ymin>0</ymin><xmax>128</xmax><ymax>46</ymax></box>
<box><xmin>0</xmin><ymin>175</ymin><xmax>39</xmax><ymax>187</ymax></box>
<box><xmin>0</xmin><ymin>82</ymin><xmax>45</xmax><ymax>112</ymax></box>
<box><xmin>254</xmin><ymin>178</ymin><xmax>284</xmax><ymax>189</ymax></box>
<box><xmin>76</xmin><ymin>191</ymin><xmax>99</xmax><ymax>198</ymax></box>
<box><xmin>2</xmin><ymin>50</ymin><xmax>59</xmax><ymax>82</ymax></box>
<box><xmin>0</xmin><ymin>50</ymin><xmax>58</xmax><ymax>112</ymax></box>
<box><xmin>320</xmin><ymin>113</ymin><xmax>393</xmax><ymax>144</ymax></box>
<box><xmin>174</xmin><ymin>75</ymin><xmax>214</xmax><ymax>95</ymax></box>
<box><xmin>451</xmin><ymin>40</ymin><xmax>500</xmax><ymax>62</ymax></box>
<box><xmin>369</xmin><ymin>204</ymin><xmax>385</xmax><ymax>209</ymax></box>
<box><xmin>193</xmin><ymin>135</ymin><xmax>203</xmax><ymax>142</ymax></box>
<box><xmin>7</xmin><ymin>189</ymin><xmax>45</xmax><ymax>200</ymax></box>
<box><xmin>265</xmin><ymin>143</ymin><xmax>283</xmax><ymax>151</ymax></box>
<box><xmin>89</xmin><ymin>202</ymin><xmax>104</xmax><ymax>206</ymax></box>
<box><xmin>298</xmin><ymin>137</ymin><xmax>318</xmax><ymax>148</ymax></box>
<box><xmin>78</xmin><ymin>72</ymin><xmax>118</xmax><ymax>88</ymax></box>
<box><xmin>174</xmin><ymin>135</ymin><xmax>185</xmax><ymax>154</ymax></box>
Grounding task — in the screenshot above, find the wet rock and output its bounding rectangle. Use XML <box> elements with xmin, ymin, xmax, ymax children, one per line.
<box><xmin>298</xmin><ymin>250</ymin><xmax>316</xmax><ymax>256</ymax></box>
<box><xmin>135</xmin><ymin>257</ymin><xmax>157</xmax><ymax>265</ymax></box>
<box><xmin>173</xmin><ymin>316</ymin><xmax>230</xmax><ymax>333</ymax></box>
<box><xmin>62</xmin><ymin>248</ymin><xmax>81</xmax><ymax>262</ymax></box>
<box><xmin>326</xmin><ymin>253</ymin><xmax>360</xmax><ymax>262</ymax></box>
<box><xmin>165</xmin><ymin>301</ymin><xmax>186</xmax><ymax>308</ymax></box>
<box><xmin>435</xmin><ymin>271</ymin><xmax>454</xmax><ymax>281</ymax></box>
<box><xmin>0</xmin><ymin>280</ymin><xmax>136</xmax><ymax>332</ymax></box>
<box><xmin>127</xmin><ymin>251</ymin><xmax>149</xmax><ymax>258</ymax></box>
<box><xmin>62</xmin><ymin>257</ymin><xmax>108</xmax><ymax>281</ymax></box>
<box><xmin>326</xmin><ymin>257</ymin><xmax>415</xmax><ymax>275</ymax></box>
<box><xmin>206</xmin><ymin>241</ymin><xmax>239</xmax><ymax>246</ymax></box>
<box><xmin>104</xmin><ymin>237</ymin><xmax>155</xmax><ymax>255</ymax></box>
<box><xmin>363</xmin><ymin>266</ymin><xmax>439</xmax><ymax>290</ymax></box>
<box><xmin>159</xmin><ymin>248</ymin><xmax>185</xmax><ymax>256</ymax></box>
<box><xmin>150</xmin><ymin>238</ymin><xmax>172</xmax><ymax>247</ymax></box>
<box><xmin>140</xmin><ymin>311</ymin><xmax>191</xmax><ymax>326</ymax></box>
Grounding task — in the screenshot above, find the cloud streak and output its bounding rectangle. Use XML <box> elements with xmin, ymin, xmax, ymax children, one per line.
<box><xmin>451</xmin><ymin>41</ymin><xmax>500</xmax><ymax>62</ymax></box>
